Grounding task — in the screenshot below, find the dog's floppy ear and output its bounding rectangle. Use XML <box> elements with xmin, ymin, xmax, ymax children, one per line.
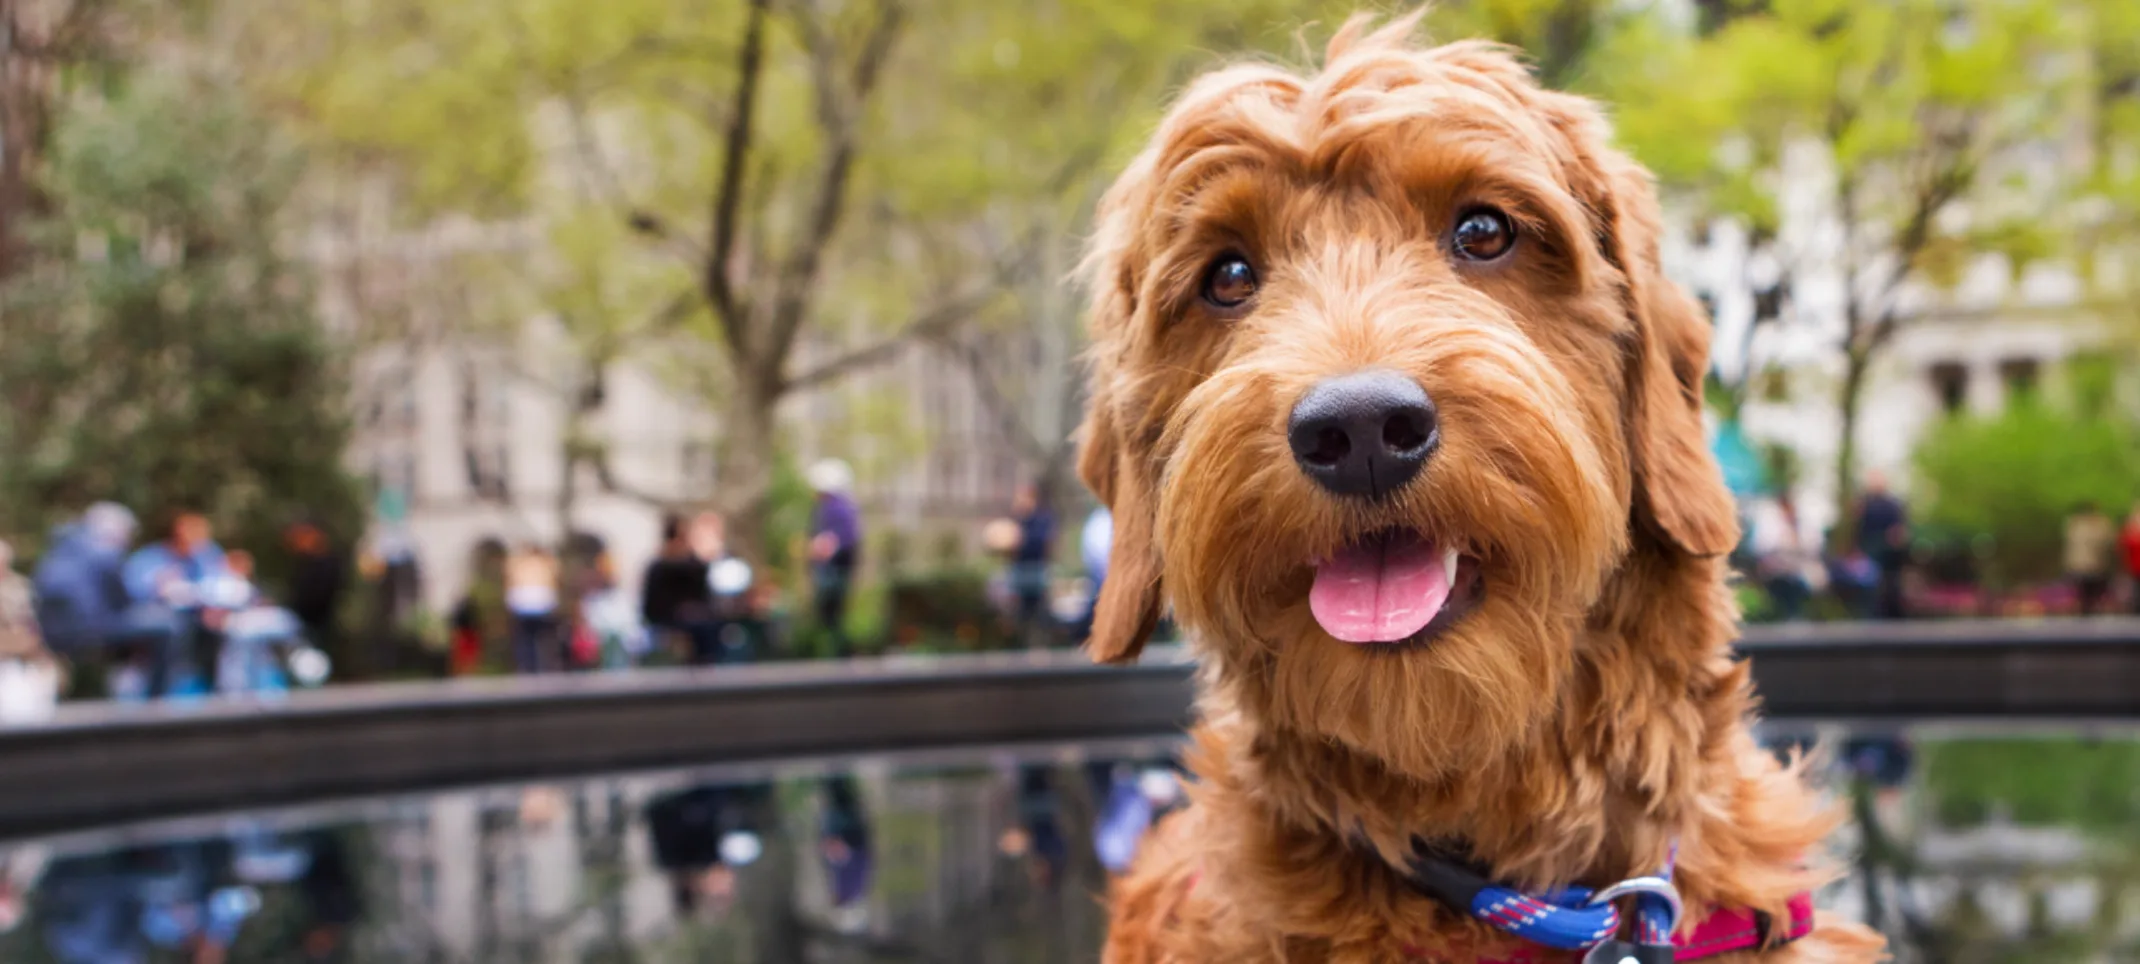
<box><xmin>1077</xmin><ymin>389</ymin><xmax>1165</xmax><ymax>664</ymax></box>
<box><xmin>1590</xmin><ymin>152</ymin><xmax>1740</xmax><ymax>557</ymax></box>
<box><xmin>1076</xmin><ymin>176</ymin><xmax>1165</xmax><ymax>663</ymax></box>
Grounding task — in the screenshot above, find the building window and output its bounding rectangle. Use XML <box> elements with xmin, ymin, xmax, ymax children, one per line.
<box><xmin>1997</xmin><ymin>358</ymin><xmax>2039</xmax><ymax>403</ymax></box>
<box><xmin>465</xmin><ymin>443</ymin><xmax>510</xmax><ymax>501</ymax></box>
<box><xmin>1928</xmin><ymin>362</ymin><xmax>1969</xmax><ymax>414</ymax></box>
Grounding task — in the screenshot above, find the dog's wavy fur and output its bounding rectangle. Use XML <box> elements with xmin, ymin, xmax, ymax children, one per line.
<box><xmin>1078</xmin><ymin>14</ymin><xmax>1887</xmax><ymax>963</ymax></box>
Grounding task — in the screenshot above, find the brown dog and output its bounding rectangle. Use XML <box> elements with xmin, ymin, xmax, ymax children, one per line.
<box><xmin>1076</xmin><ymin>14</ymin><xmax>1886</xmax><ymax>964</ymax></box>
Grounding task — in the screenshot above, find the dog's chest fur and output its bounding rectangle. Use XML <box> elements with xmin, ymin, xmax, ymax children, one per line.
<box><xmin>1099</xmin><ymin>645</ymin><xmax>1885</xmax><ymax>963</ymax></box>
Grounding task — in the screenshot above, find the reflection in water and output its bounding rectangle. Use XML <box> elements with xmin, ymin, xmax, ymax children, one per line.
<box><xmin>0</xmin><ymin>742</ymin><xmax>1182</xmax><ymax>963</ymax></box>
<box><xmin>2</xmin><ymin>731</ymin><xmax>2135</xmax><ymax>962</ymax></box>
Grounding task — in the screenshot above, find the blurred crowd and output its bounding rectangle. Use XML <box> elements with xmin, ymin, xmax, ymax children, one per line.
<box><xmin>0</xmin><ymin>456</ymin><xmax>1121</xmax><ymax>722</ymax></box>
<box><xmin>1</xmin><ymin>504</ymin><xmax>342</xmax><ymax>721</ymax></box>
<box><xmin>0</xmin><ymin>828</ymin><xmax>359</xmax><ymax>964</ymax></box>
<box><xmin>12</xmin><ymin>456</ymin><xmax>2132</xmax><ymax>721</ymax></box>
<box><xmin>1736</xmin><ymin>471</ymin><xmax>2140</xmax><ymax>623</ymax></box>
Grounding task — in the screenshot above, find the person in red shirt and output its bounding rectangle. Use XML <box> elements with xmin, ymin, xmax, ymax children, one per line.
<box><xmin>2121</xmin><ymin>501</ymin><xmax>2140</xmax><ymax>615</ymax></box>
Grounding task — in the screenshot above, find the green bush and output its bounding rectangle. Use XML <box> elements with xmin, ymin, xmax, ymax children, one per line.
<box><xmin>885</xmin><ymin>568</ymin><xmax>1016</xmax><ymax>651</ymax></box>
<box><xmin>1912</xmin><ymin>400</ymin><xmax>2140</xmax><ymax>586</ymax></box>
<box><xmin>1921</xmin><ymin>738</ymin><xmax>2140</xmax><ymax>832</ymax></box>
<box><xmin>1</xmin><ymin>75</ymin><xmax>363</xmax><ymax>560</ymax></box>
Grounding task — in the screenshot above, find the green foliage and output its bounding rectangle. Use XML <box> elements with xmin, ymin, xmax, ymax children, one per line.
<box><xmin>884</xmin><ymin>567</ymin><xmax>1017</xmax><ymax>651</ymax></box>
<box><xmin>1600</xmin><ymin>0</ymin><xmax>2138</xmax><ymax>513</ymax></box>
<box><xmin>0</xmin><ymin>76</ymin><xmax>364</xmax><ymax>557</ymax></box>
<box><xmin>247</xmin><ymin>0</ymin><xmax>1646</xmax><ymax>553</ymax></box>
<box><xmin>1913</xmin><ymin>399</ymin><xmax>2140</xmax><ymax>585</ymax></box>
<box><xmin>1922</xmin><ymin>738</ymin><xmax>2140</xmax><ymax>832</ymax></box>
<box><xmin>1607</xmin><ymin>0</ymin><xmax>2084</xmax><ymax>241</ymax></box>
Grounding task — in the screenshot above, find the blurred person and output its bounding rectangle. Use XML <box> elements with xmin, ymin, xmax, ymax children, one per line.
<box><xmin>646</xmin><ymin>783</ymin><xmax>768</xmax><ymax>919</ymax></box>
<box><xmin>293</xmin><ymin>831</ymin><xmax>362</xmax><ymax>963</ymax></box>
<box><xmin>134</xmin><ymin>841</ymin><xmax>258</xmax><ymax>964</ymax></box>
<box><xmin>1853</xmin><ymin>471</ymin><xmax>1911</xmax><ymax>619</ymax></box>
<box><xmin>121</xmin><ymin>511</ymin><xmax>232</xmax><ymax>699</ymax></box>
<box><xmin>206</xmin><ymin>551</ymin><xmax>316</xmax><ymax>696</ymax></box>
<box><xmin>2064</xmin><ymin>500</ymin><xmax>2117</xmax><ymax>616</ymax></box>
<box><xmin>1005</xmin><ymin>482</ymin><xmax>1057</xmax><ymax>647</ymax></box>
<box><xmin>1004</xmin><ymin>765</ymin><xmax>1069</xmax><ymax>891</ymax></box>
<box><xmin>503</xmin><ymin>544</ymin><xmax>560</xmax><ymax>673</ymax></box>
<box><xmin>1752</xmin><ymin>495</ymin><xmax>1821</xmax><ymax>621</ymax></box>
<box><xmin>33</xmin><ymin>849</ymin><xmax>146</xmax><ymax>963</ymax></box>
<box><xmin>206</xmin><ymin>551</ymin><xmax>268</xmax><ymax>695</ymax></box>
<box><xmin>642</xmin><ymin>513</ymin><xmax>716</xmax><ymax>663</ymax></box>
<box><xmin>1092</xmin><ymin>759</ymin><xmax>1188</xmax><ymax>876</ymax></box>
<box><xmin>281</xmin><ymin>522</ymin><xmax>345</xmax><ymax>662</ymax></box>
<box><xmin>807</xmin><ymin>459</ymin><xmax>861</xmax><ymax>657</ymax></box>
<box><xmin>0</xmin><ymin>841</ymin><xmax>47</xmax><ymax>939</ymax></box>
<box><xmin>451</xmin><ymin>537</ymin><xmax>511</xmax><ymax>675</ymax></box>
<box><xmin>1079</xmin><ymin>506</ymin><xmax>1113</xmax><ymax>641</ymax></box>
<box><xmin>447</xmin><ymin>596</ymin><xmax>484</xmax><ymax>676</ymax></box>
<box><xmin>819</xmin><ymin>776</ymin><xmax>875</xmax><ymax>925</ymax></box>
<box><xmin>2123</xmin><ymin>502</ymin><xmax>2140</xmax><ymax>615</ymax></box>
<box><xmin>698</xmin><ymin>513</ymin><xmax>766</xmax><ymax>665</ymax></box>
<box><xmin>1</xmin><ymin>539</ymin><xmax>66</xmax><ymax>723</ymax></box>
<box><xmin>575</xmin><ymin>549</ymin><xmax>645</xmax><ymax>670</ymax></box>
<box><xmin>1825</xmin><ymin>538</ymin><xmax>1880</xmax><ymax>620</ymax></box>
<box><xmin>31</xmin><ymin>502</ymin><xmax>137</xmax><ymax>671</ymax></box>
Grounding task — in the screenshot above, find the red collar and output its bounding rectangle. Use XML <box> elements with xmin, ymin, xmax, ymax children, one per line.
<box><xmin>1405</xmin><ymin>890</ymin><xmax>1818</xmax><ymax>962</ymax></box>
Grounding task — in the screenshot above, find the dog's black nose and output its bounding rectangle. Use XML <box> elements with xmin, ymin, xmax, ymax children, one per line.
<box><xmin>1287</xmin><ymin>371</ymin><xmax>1438</xmax><ymax>500</ymax></box>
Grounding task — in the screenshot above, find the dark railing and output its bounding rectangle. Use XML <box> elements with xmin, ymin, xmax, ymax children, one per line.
<box><xmin>2</xmin><ymin>618</ymin><xmax>2137</xmax><ymax>839</ymax></box>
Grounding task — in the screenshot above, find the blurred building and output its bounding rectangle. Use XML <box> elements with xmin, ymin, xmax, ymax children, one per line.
<box><xmin>319</xmin><ymin>193</ymin><xmax>1046</xmax><ymax>611</ymax></box>
<box><xmin>1667</xmin><ymin>164</ymin><xmax>2128</xmax><ymax>542</ymax></box>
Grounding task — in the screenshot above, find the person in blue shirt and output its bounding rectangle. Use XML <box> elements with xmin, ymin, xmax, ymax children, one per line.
<box><xmin>1852</xmin><ymin>471</ymin><xmax>1911</xmax><ymax>620</ymax></box>
<box><xmin>120</xmin><ymin>510</ymin><xmax>231</xmax><ymax>699</ymax></box>
<box><xmin>1078</xmin><ymin>507</ymin><xmax>1113</xmax><ymax>642</ymax></box>
<box><xmin>32</xmin><ymin>503</ymin><xmax>137</xmax><ymax>658</ymax></box>
<box><xmin>1008</xmin><ymin>483</ymin><xmax>1057</xmax><ymax>646</ymax></box>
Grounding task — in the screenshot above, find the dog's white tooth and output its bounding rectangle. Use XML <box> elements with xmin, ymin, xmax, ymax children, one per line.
<box><xmin>1442</xmin><ymin>546</ymin><xmax>1460</xmax><ymax>578</ymax></box>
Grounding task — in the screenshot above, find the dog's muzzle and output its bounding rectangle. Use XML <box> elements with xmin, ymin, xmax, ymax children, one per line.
<box><xmin>1286</xmin><ymin>370</ymin><xmax>1439</xmax><ymax>501</ymax></box>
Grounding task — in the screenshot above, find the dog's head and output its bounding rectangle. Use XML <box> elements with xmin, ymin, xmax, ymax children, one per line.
<box><xmin>1078</xmin><ymin>15</ymin><xmax>1737</xmax><ymax>780</ymax></box>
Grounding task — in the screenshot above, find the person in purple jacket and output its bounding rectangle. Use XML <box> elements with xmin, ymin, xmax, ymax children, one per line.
<box><xmin>807</xmin><ymin>459</ymin><xmax>862</xmax><ymax>657</ymax></box>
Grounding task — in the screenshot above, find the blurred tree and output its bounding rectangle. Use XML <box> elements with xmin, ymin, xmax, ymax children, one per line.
<box><xmin>1602</xmin><ymin>0</ymin><xmax>2135</xmax><ymax>541</ymax></box>
<box><xmin>0</xmin><ymin>0</ymin><xmax>140</xmax><ymax>279</ymax></box>
<box><xmin>0</xmin><ymin>75</ymin><xmax>363</xmax><ymax>556</ymax></box>
<box><xmin>2076</xmin><ymin>0</ymin><xmax>2140</xmax><ymax>369</ymax></box>
<box><xmin>1913</xmin><ymin>397</ymin><xmax>2140</xmax><ymax>587</ymax></box>
<box><xmin>253</xmin><ymin>0</ymin><xmax>1030</xmax><ymax>559</ymax></box>
<box><xmin>237</xmin><ymin>0</ymin><xmax>1645</xmax><ymax>557</ymax></box>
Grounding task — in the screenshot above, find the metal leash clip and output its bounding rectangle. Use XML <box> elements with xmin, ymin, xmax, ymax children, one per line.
<box><xmin>1581</xmin><ymin>876</ymin><xmax>1683</xmax><ymax>964</ymax></box>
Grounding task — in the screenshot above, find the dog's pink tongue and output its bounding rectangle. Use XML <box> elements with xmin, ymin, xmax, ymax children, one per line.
<box><xmin>1309</xmin><ymin>534</ymin><xmax>1452</xmax><ymax>644</ymax></box>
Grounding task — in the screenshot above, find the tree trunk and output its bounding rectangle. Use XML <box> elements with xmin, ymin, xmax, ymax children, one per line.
<box><xmin>716</xmin><ymin>375</ymin><xmax>782</xmax><ymax>564</ymax></box>
<box><xmin>557</xmin><ymin>435</ymin><xmax>579</xmax><ymax>549</ymax></box>
<box><xmin>0</xmin><ymin>16</ymin><xmax>56</xmax><ymax>281</ymax></box>
<box><xmin>1830</xmin><ymin>347</ymin><xmax>1872</xmax><ymax>553</ymax></box>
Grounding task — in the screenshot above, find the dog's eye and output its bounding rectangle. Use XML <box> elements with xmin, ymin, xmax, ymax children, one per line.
<box><xmin>1451</xmin><ymin>208</ymin><xmax>1515</xmax><ymax>262</ymax></box>
<box><xmin>1201</xmin><ymin>254</ymin><xmax>1259</xmax><ymax>309</ymax></box>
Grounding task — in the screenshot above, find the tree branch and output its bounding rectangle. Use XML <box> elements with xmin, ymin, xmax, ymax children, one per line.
<box><xmin>765</xmin><ymin>0</ymin><xmax>905</xmax><ymax>366</ymax></box>
<box><xmin>705</xmin><ymin>0</ymin><xmax>772</xmax><ymax>351</ymax></box>
<box><xmin>644</xmin><ymin>284</ymin><xmax>705</xmax><ymax>335</ymax></box>
<box><xmin>559</xmin><ymin>91</ymin><xmax>706</xmax><ymax>271</ymax></box>
<box><xmin>1862</xmin><ymin>150</ymin><xmax>1976</xmax><ymax>354</ymax></box>
<box><xmin>779</xmin><ymin>227</ymin><xmax>1041</xmax><ymax>393</ymax></box>
<box><xmin>930</xmin><ymin>336</ymin><xmax>1051</xmax><ymax>463</ymax></box>
<box><xmin>590</xmin><ymin>446</ymin><xmax>681</xmax><ymax>509</ymax></box>
<box><xmin>778</xmin><ymin>287</ymin><xmax>999</xmax><ymax>394</ymax></box>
